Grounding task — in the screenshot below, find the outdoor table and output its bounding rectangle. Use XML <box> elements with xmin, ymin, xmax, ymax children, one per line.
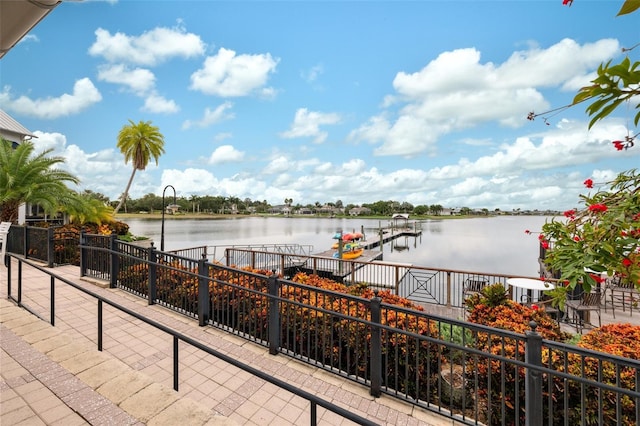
<box><xmin>507</xmin><ymin>278</ymin><xmax>555</xmax><ymax>291</ymax></box>
<box><xmin>507</xmin><ymin>278</ymin><xmax>555</xmax><ymax>303</ymax></box>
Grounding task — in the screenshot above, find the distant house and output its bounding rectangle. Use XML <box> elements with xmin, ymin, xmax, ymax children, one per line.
<box><xmin>268</xmin><ymin>205</ymin><xmax>287</xmax><ymax>214</ymax></box>
<box><xmin>165</xmin><ymin>204</ymin><xmax>181</xmax><ymax>215</ymax></box>
<box><xmin>349</xmin><ymin>207</ymin><xmax>371</xmax><ymax>216</ymax></box>
<box><xmin>441</xmin><ymin>208</ymin><xmax>462</xmax><ymax>216</ymax></box>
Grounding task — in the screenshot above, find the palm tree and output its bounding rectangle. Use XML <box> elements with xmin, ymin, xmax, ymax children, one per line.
<box><xmin>113</xmin><ymin>119</ymin><xmax>165</xmax><ymax>215</ymax></box>
<box><xmin>0</xmin><ymin>139</ymin><xmax>80</xmax><ymax>223</ymax></box>
<box><xmin>61</xmin><ymin>192</ymin><xmax>114</xmax><ymax>225</ymax></box>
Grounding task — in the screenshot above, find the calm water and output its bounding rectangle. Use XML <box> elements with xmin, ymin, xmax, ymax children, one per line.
<box><xmin>123</xmin><ymin>216</ymin><xmax>552</xmax><ymax>277</ymax></box>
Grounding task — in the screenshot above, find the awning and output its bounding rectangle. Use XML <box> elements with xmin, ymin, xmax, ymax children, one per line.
<box><xmin>0</xmin><ymin>0</ymin><xmax>62</xmax><ymax>59</ymax></box>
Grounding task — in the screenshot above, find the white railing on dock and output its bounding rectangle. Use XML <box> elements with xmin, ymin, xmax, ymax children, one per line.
<box><xmin>224</xmin><ymin>247</ymin><xmax>546</xmax><ymax>308</ymax></box>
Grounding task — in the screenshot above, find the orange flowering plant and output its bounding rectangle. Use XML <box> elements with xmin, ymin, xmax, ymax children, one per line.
<box><xmin>540</xmin><ymin>170</ymin><xmax>640</xmax><ymax>292</ymax></box>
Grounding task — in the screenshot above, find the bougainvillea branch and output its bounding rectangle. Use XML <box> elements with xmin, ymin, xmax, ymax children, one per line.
<box><xmin>529</xmin><ymin>1</ymin><xmax>639</xmax><ymax>149</ymax></box>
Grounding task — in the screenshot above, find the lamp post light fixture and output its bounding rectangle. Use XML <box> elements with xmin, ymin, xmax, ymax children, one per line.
<box><xmin>161</xmin><ymin>184</ymin><xmax>176</xmax><ymax>252</ymax></box>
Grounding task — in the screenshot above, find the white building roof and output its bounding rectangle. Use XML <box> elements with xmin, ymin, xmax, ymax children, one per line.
<box><xmin>0</xmin><ymin>109</ymin><xmax>35</xmax><ymax>142</ymax></box>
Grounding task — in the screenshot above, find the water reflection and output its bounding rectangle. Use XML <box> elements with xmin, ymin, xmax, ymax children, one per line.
<box><xmin>123</xmin><ymin>216</ymin><xmax>552</xmax><ymax>277</ymax></box>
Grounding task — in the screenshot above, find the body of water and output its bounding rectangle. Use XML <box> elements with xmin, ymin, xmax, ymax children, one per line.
<box><xmin>123</xmin><ymin>215</ymin><xmax>553</xmax><ymax>278</ymax></box>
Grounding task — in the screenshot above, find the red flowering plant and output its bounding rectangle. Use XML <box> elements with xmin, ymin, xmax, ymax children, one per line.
<box><xmin>540</xmin><ymin>170</ymin><xmax>640</xmax><ymax>294</ymax></box>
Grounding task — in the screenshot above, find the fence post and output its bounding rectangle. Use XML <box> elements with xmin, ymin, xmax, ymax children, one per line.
<box><xmin>109</xmin><ymin>234</ymin><xmax>118</xmax><ymax>288</ymax></box>
<box><xmin>47</xmin><ymin>227</ymin><xmax>54</xmax><ymax>267</ymax></box>
<box><xmin>525</xmin><ymin>321</ymin><xmax>543</xmax><ymax>426</ymax></box>
<box><xmin>148</xmin><ymin>244</ymin><xmax>157</xmax><ymax>305</ymax></box>
<box><xmin>268</xmin><ymin>272</ymin><xmax>280</xmax><ymax>355</ymax></box>
<box><xmin>197</xmin><ymin>255</ymin><xmax>210</xmax><ymax>326</ymax></box>
<box><xmin>23</xmin><ymin>225</ymin><xmax>28</xmax><ymax>258</ymax></box>
<box><xmin>446</xmin><ymin>271</ymin><xmax>452</xmax><ymax>307</ymax></box>
<box><xmin>79</xmin><ymin>230</ymin><xmax>87</xmax><ymax>277</ymax></box>
<box><xmin>370</xmin><ymin>292</ymin><xmax>382</xmax><ymax>397</ymax></box>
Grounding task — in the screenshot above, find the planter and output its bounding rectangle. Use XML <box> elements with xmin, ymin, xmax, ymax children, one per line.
<box><xmin>440</xmin><ymin>363</ymin><xmax>472</xmax><ymax>408</ymax></box>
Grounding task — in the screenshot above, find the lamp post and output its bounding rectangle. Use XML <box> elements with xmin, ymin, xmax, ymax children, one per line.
<box><xmin>161</xmin><ymin>185</ymin><xmax>176</xmax><ymax>252</ymax></box>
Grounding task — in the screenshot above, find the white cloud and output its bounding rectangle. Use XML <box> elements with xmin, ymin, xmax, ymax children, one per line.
<box><xmin>17</xmin><ymin>34</ymin><xmax>38</xmax><ymax>45</ymax></box>
<box><xmin>142</xmin><ymin>93</ymin><xmax>179</xmax><ymax>114</ymax></box>
<box><xmin>30</xmin><ymin>131</ymin><xmax>135</xmax><ymax>197</ymax></box>
<box><xmin>0</xmin><ymin>78</ymin><xmax>102</xmax><ymax>119</ymax></box>
<box><xmin>97</xmin><ymin>64</ymin><xmax>156</xmax><ymax>95</ymax></box>
<box><xmin>161</xmin><ymin>168</ymin><xmax>219</xmax><ymax>195</ymax></box>
<box><xmin>264</xmin><ymin>156</ymin><xmax>292</xmax><ymax>174</ymax></box>
<box><xmin>89</xmin><ymin>26</ymin><xmax>205</xmax><ymax>66</ymax></box>
<box><xmin>182</xmin><ymin>102</ymin><xmax>235</xmax><ymax>129</ymax></box>
<box><xmin>301</xmin><ymin>64</ymin><xmax>324</xmax><ymax>83</ymax></box>
<box><xmin>190</xmin><ymin>48</ymin><xmax>279</xmax><ymax>97</ymax></box>
<box><xmin>208</xmin><ymin>145</ymin><xmax>245</xmax><ymax>164</ymax></box>
<box><xmin>351</xmin><ymin>38</ymin><xmax>622</xmax><ymax>158</ymax></box>
<box><xmin>280</xmin><ymin>108</ymin><xmax>341</xmax><ymax>144</ymax></box>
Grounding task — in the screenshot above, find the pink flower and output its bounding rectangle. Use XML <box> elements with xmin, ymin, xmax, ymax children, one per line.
<box><xmin>563</xmin><ymin>209</ymin><xmax>576</xmax><ymax>219</ymax></box>
<box><xmin>584</xmin><ymin>178</ymin><xmax>594</xmax><ymax>189</ymax></box>
<box><xmin>573</xmin><ymin>236</ymin><xmax>580</xmax><ymax>241</ymax></box>
<box><xmin>524</xmin><ymin>229</ymin><xmax>531</xmax><ymax>234</ymax></box>
<box><xmin>541</xmin><ymin>240</ymin><xmax>550</xmax><ymax>250</ymax></box>
<box><xmin>622</xmin><ymin>258</ymin><xmax>632</xmax><ymax>267</ymax></box>
<box><xmin>531</xmin><ymin>304</ymin><xmax>539</xmax><ymax>310</ymax></box>
<box><xmin>588</xmin><ymin>204</ymin><xmax>608</xmax><ymax>213</ymax></box>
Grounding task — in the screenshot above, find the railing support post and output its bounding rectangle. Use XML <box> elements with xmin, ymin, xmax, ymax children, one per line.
<box><xmin>446</xmin><ymin>271</ymin><xmax>452</xmax><ymax>307</ymax></box>
<box><xmin>6</xmin><ymin>254</ymin><xmax>12</xmax><ymax>298</ymax></box>
<box><xmin>525</xmin><ymin>321</ymin><xmax>543</xmax><ymax>426</ymax></box>
<box><xmin>197</xmin><ymin>256</ymin><xmax>210</xmax><ymax>326</ymax></box>
<box><xmin>370</xmin><ymin>292</ymin><xmax>382</xmax><ymax>397</ymax></box>
<box><xmin>22</xmin><ymin>225</ymin><xmax>28</xmax><ymax>258</ymax></box>
<box><xmin>109</xmin><ymin>234</ymin><xmax>118</xmax><ymax>288</ymax></box>
<box><xmin>50</xmin><ymin>276</ymin><xmax>55</xmax><ymax>326</ymax></box>
<box><xmin>268</xmin><ymin>272</ymin><xmax>281</xmax><ymax>355</ymax></box>
<box><xmin>148</xmin><ymin>244</ymin><xmax>157</xmax><ymax>305</ymax></box>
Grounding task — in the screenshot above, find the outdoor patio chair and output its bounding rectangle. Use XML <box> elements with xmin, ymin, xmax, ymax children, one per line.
<box><xmin>520</xmin><ymin>293</ymin><xmax>561</xmax><ymax>324</ymax></box>
<box><xmin>462</xmin><ymin>277</ymin><xmax>489</xmax><ymax>318</ymax></box>
<box><xmin>463</xmin><ymin>277</ymin><xmax>489</xmax><ymax>298</ymax></box>
<box><xmin>565</xmin><ymin>289</ymin><xmax>603</xmax><ymax>333</ymax></box>
<box><xmin>605</xmin><ymin>275</ymin><xmax>639</xmax><ymax>317</ymax></box>
<box><xmin>0</xmin><ymin>222</ymin><xmax>11</xmax><ymax>265</ymax></box>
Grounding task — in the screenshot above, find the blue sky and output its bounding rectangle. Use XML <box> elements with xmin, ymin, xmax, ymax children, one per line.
<box><xmin>1</xmin><ymin>0</ymin><xmax>638</xmax><ymax>210</ymax></box>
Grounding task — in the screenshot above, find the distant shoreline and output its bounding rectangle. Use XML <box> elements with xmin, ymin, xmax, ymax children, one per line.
<box><xmin>114</xmin><ymin>212</ymin><xmax>499</xmax><ymax>221</ymax></box>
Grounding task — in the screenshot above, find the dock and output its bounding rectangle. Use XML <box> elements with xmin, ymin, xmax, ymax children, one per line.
<box><xmin>302</xmin><ymin>226</ymin><xmax>422</xmax><ymax>283</ymax></box>
<box><xmin>359</xmin><ymin>228</ymin><xmax>422</xmax><ymax>250</ymax></box>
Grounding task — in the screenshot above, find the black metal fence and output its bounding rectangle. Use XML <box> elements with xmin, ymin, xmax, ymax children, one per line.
<box><xmin>70</xmin><ymin>236</ymin><xmax>640</xmax><ymax>426</ymax></box>
<box><xmin>6</xmin><ymin>225</ymin><xmax>80</xmax><ymax>267</ymax></box>
<box><xmin>5</xmin><ymin>254</ymin><xmax>377</xmax><ymax>426</ymax></box>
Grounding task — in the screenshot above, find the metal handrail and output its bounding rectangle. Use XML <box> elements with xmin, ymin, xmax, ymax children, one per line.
<box><xmin>5</xmin><ymin>254</ymin><xmax>378</xmax><ymax>426</ymax></box>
